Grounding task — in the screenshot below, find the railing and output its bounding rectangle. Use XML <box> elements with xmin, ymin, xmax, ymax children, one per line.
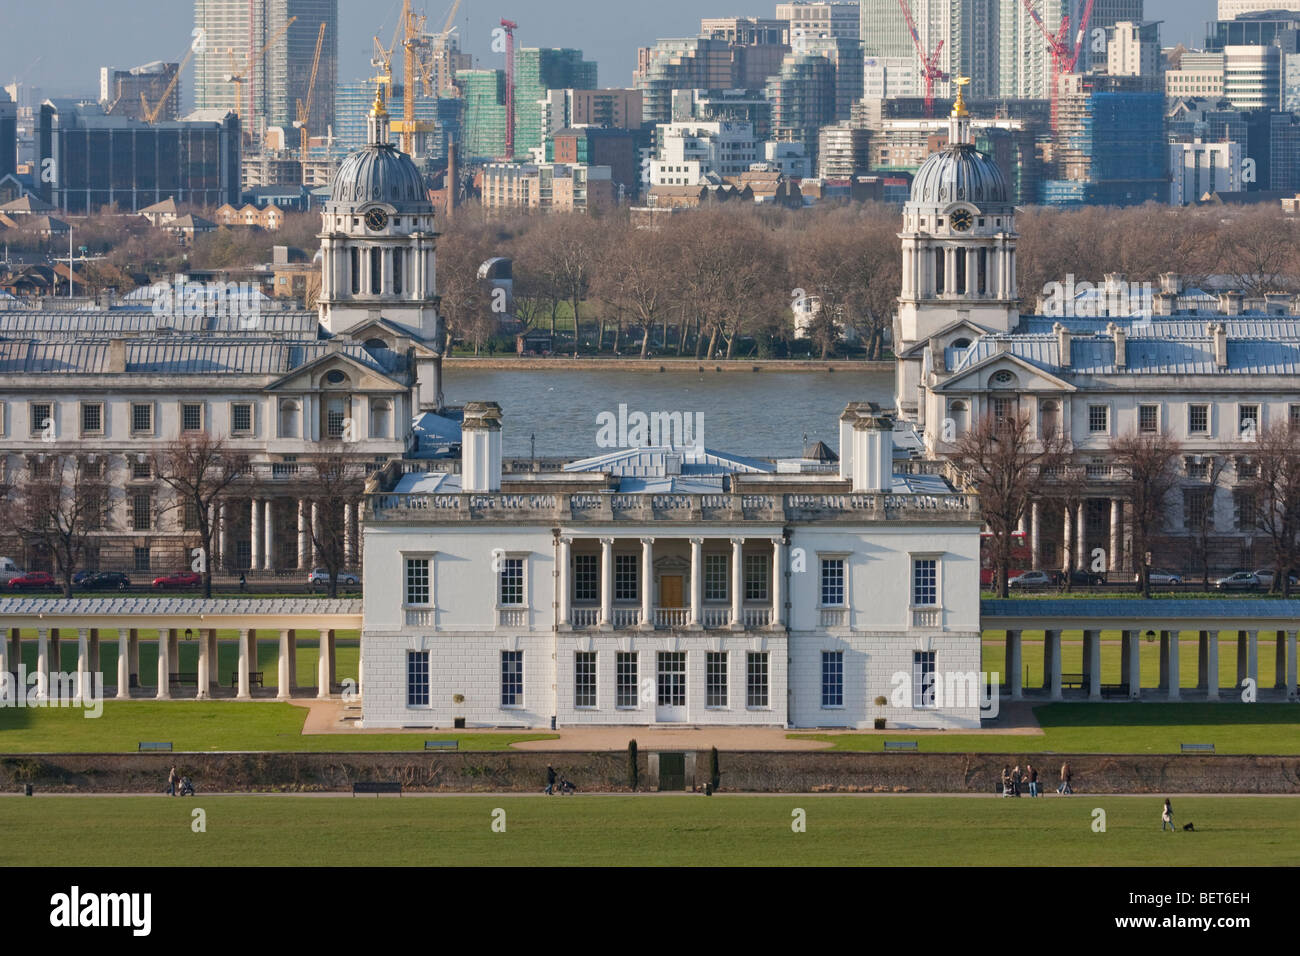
<box><xmin>654</xmin><ymin>607</ymin><xmax>689</xmax><ymax>628</ymax></box>
<box><xmin>701</xmin><ymin>607</ymin><xmax>732</xmax><ymax>628</ymax></box>
<box><xmin>612</xmin><ymin>607</ymin><xmax>641</xmax><ymax>629</ymax></box>
<box><xmin>911</xmin><ymin>607</ymin><xmax>941</xmax><ymax>628</ymax></box>
<box><xmin>497</xmin><ymin>608</ymin><xmax>527</xmax><ymax>628</ymax></box>
<box><xmin>405</xmin><ymin>608</ymin><xmax>434</xmax><ymax>627</ymax></box>
<box><xmin>569</xmin><ymin>607</ymin><xmax>599</xmax><ymax>628</ymax></box>
<box><xmin>744</xmin><ymin>607</ymin><xmax>773</xmax><ymax>628</ymax></box>
<box><xmin>271</xmin><ymin>463</ymin><xmax>299</xmax><ymax>479</ymax></box>
<box><xmin>819</xmin><ymin>608</ymin><xmax>847</xmax><ymax>628</ymax></box>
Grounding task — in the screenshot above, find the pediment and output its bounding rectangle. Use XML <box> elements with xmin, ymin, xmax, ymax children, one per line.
<box><xmin>936</xmin><ymin>352</ymin><xmax>1076</xmax><ymax>394</ymax></box>
<box><xmin>266</xmin><ymin>351</ymin><xmax>404</xmax><ymax>393</ymax></box>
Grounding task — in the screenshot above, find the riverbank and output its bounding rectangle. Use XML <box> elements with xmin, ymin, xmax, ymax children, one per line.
<box><xmin>446</xmin><ymin>356</ymin><xmax>893</xmax><ymax>373</ymax></box>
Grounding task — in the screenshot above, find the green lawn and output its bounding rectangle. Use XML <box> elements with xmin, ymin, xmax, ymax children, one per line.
<box><xmin>792</xmin><ymin>703</ymin><xmax>1300</xmax><ymax>754</ymax></box>
<box><xmin>0</xmin><ymin>702</ymin><xmax>553</xmax><ymax>753</ymax></box>
<box><xmin>0</xmin><ymin>795</ymin><xmax>1294</xmax><ymax>866</ymax></box>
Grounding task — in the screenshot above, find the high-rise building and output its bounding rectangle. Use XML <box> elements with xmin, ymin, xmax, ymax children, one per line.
<box><xmin>1086</xmin><ymin>0</ymin><xmax>1145</xmax><ymax>71</ymax></box>
<box><xmin>776</xmin><ymin>2</ymin><xmax>862</xmax><ymax>40</ymax></box>
<box><xmin>860</xmin><ymin>0</ymin><xmax>999</xmax><ymax>101</ymax></box>
<box><xmin>817</xmin><ymin>122</ymin><xmax>870</xmax><ymax>178</ymax></box>
<box><xmin>0</xmin><ymin>89</ymin><xmax>16</xmax><ymax>180</ymax></box>
<box><xmin>793</xmin><ymin>34</ymin><xmax>864</xmax><ymax>120</ymax></box>
<box><xmin>459</xmin><ymin>69</ymin><xmax>508</xmax><ymax>160</ymax></box>
<box><xmin>1169</xmin><ymin>141</ymin><xmax>1243</xmax><ymax>205</ymax></box>
<box><xmin>1166</xmin><ymin>53</ymin><xmax>1226</xmax><ymax>99</ymax></box>
<box><xmin>100</xmin><ymin>62</ymin><xmax>181</xmax><ymax>122</ymax></box>
<box><xmin>649</xmin><ymin>121</ymin><xmax>761</xmax><ymax>184</ymax></box>
<box><xmin>1224</xmin><ymin>44</ymin><xmax>1282</xmax><ymax>110</ymax></box>
<box><xmin>513</xmin><ymin>48</ymin><xmax>598</xmax><ymax>160</ymax></box>
<box><xmin>766</xmin><ymin>53</ymin><xmax>837</xmax><ymax>168</ymax></box>
<box><xmin>998</xmin><ymin>0</ymin><xmax>1067</xmax><ymax>100</ymax></box>
<box><xmin>1106</xmin><ymin>21</ymin><xmax>1162</xmax><ymax>91</ymax></box>
<box><xmin>336</xmin><ymin>82</ymin><xmax>441</xmax><ymax>155</ymax></box>
<box><xmin>671</xmin><ymin>88</ymin><xmax>774</xmax><ymax>139</ymax></box>
<box><xmin>700</xmin><ymin>17</ymin><xmax>788</xmax><ymax>44</ymax></box>
<box><xmin>636</xmin><ymin>35</ymin><xmax>788</xmax><ymax>125</ymax></box>
<box><xmin>1219</xmin><ymin>1</ymin><xmax>1300</xmax><ymax>17</ymax></box>
<box><xmin>193</xmin><ymin>0</ymin><xmax>338</xmax><ymax>141</ymax></box>
<box><xmin>1206</xmin><ymin>10</ymin><xmax>1300</xmax><ymax>51</ymax></box>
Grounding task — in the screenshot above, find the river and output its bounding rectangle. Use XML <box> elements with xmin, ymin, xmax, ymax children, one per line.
<box><xmin>442</xmin><ymin>367</ymin><xmax>896</xmax><ymax>459</ymax></box>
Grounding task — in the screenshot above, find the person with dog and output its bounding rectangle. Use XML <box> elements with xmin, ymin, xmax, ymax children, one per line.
<box><xmin>545</xmin><ymin>764</ymin><xmax>556</xmax><ymax>795</ymax></box>
<box><xmin>1162</xmin><ymin>798</ymin><xmax>1175</xmax><ymax>832</ymax></box>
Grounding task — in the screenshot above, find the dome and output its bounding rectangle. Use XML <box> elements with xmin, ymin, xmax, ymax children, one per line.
<box><xmin>909</xmin><ymin>143</ymin><xmax>1010</xmax><ymax>209</ymax></box>
<box><xmin>327</xmin><ymin>143</ymin><xmax>429</xmax><ymax>210</ymax></box>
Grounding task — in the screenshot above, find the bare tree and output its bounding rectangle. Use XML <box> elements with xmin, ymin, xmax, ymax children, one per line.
<box><xmin>1112</xmin><ymin>430</ymin><xmax>1183</xmax><ymax>598</ymax></box>
<box><xmin>1184</xmin><ymin>455</ymin><xmax>1229</xmax><ymax>590</ymax></box>
<box><xmin>952</xmin><ymin>413</ymin><xmax>1066</xmax><ymax>598</ymax></box>
<box><xmin>154</xmin><ymin>434</ymin><xmax>250</xmax><ymax>598</ymax></box>
<box><xmin>300</xmin><ymin>444</ymin><xmax>368</xmax><ymax>598</ymax></box>
<box><xmin>1037</xmin><ymin>462</ymin><xmax>1089</xmax><ymax>592</ymax></box>
<box><xmin>1244</xmin><ymin>423</ymin><xmax>1300</xmax><ymax>597</ymax></box>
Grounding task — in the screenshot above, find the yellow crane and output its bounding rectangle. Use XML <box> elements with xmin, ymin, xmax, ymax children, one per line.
<box><xmin>224</xmin><ymin>14</ymin><xmax>299</xmax><ymax>129</ymax></box>
<box><xmin>388</xmin><ymin>0</ymin><xmax>435</xmax><ymax>155</ymax></box>
<box><xmin>140</xmin><ymin>49</ymin><xmax>195</xmax><ymax>124</ymax></box>
<box><xmin>294</xmin><ymin>21</ymin><xmax>328</xmax><ymax>163</ymax></box>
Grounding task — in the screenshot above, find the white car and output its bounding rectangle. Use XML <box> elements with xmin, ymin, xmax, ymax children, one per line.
<box><xmin>1137</xmin><ymin>569</ymin><xmax>1183</xmax><ymax>585</ymax></box>
<box><xmin>308</xmin><ymin>569</ymin><xmax>360</xmax><ymax>586</ymax></box>
<box><xmin>1252</xmin><ymin>569</ymin><xmax>1298</xmax><ymax>588</ymax></box>
<box><xmin>1009</xmin><ymin>570</ymin><xmax>1054</xmax><ymax>588</ymax></box>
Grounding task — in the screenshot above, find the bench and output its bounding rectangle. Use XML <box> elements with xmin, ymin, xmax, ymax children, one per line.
<box><xmin>424</xmin><ymin>740</ymin><xmax>459</xmax><ymax>751</ymax></box>
<box><xmin>1101</xmin><ymin>682</ymin><xmax>1130</xmax><ymax>699</ymax></box>
<box><xmin>352</xmin><ymin>781</ymin><xmax>402</xmax><ymax>797</ymax></box>
<box><xmin>1060</xmin><ymin>673</ymin><xmax>1085</xmax><ymax>690</ymax></box>
<box><xmin>229</xmin><ymin>671</ymin><xmax>265</xmax><ymax>689</ymax></box>
<box><xmin>138</xmin><ymin>742</ymin><xmax>172</xmax><ymax>752</ymax></box>
<box><xmin>168</xmin><ymin>673</ymin><xmax>199</xmax><ymax>687</ymax></box>
<box><xmin>884</xmin><ymin>741</ymin><xmax>919</xmax><ymax>752</ymax></box>
<box><xmin>1180</xmin><ymin>743</ymin><xmax>1215</xmax><ymax>754</ymax></box>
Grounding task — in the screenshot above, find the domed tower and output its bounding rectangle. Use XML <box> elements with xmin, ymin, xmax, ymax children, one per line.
<box><xmin>894</xmin><ymin>78</ymin><xmax>1019</xmax><ymax>421</ymax></box>
<box><xmin>318</xmin><ymin>85</ymin><xmax>444</xmax><ymax>407</ymax></box>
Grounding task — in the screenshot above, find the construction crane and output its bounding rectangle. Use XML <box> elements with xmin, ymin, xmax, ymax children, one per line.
<box><xmin>500</xmin><ymin>18</ymin><xmax>518</xmax><ymax>159</ymax></box>
<box><xmin>897</xmin><ymin>0</ymin><xmax>948</xmax><ymax>119</ymax></box>
<box><xmin>1020</xmin><ymin>0</ymin><xmax>1095</xmax><ymax>133</ymax></box>
<box><xmin>294</xmin><ymin>21</ymin><xmax>328</xmax><ymax>163</ymax></box>
<box><xmin>137</xmin><ymin>52</ymin><xmax>195</xmax><ymax>123</ymax></box>
<box><xmin>428</xmin><ymin>0</ymin><xmax>464</xmax><ymax>96</ymax></box>
<box><xmin>225</xmin><ymin>14</ymin><xmax>299</xmax><ymax>132</ymax></box>
<box><xmin>395</xmin><ymin>0</ymin><xmax>433</xmax><ymax>155</ymax></box>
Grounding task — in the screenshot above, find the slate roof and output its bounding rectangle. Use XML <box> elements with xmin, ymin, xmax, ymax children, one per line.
<box><xmin>1018</xmin><ymin>315</ymin><xmax>1300</xmax><ymax>338</ymax></box>
<box><xmin>947</xmin><ymin>334</ymin><xmax>1300</xmax><ymax>377</ymax></box>
<box><xmin>0</xmin><ymin>310</ymin><xmax>322</xmax><ymax>337</ymax></box>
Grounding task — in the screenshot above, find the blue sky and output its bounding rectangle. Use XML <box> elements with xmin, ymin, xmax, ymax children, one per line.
<box><xmin>3</xmin><ymin>0</ymin><xmax>1217</xmax><ymax>100</ymax></box>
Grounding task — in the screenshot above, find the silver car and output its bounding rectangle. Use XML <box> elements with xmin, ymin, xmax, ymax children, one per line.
<box><xmin>308</xmin><ymin>569</ymin><xmax>360</xmax><ymax>586</ymax></box>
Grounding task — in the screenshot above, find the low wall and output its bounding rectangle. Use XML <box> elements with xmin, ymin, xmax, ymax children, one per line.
<box><xmin>2</xmin><ymin>751</ymin><xmax>1298</xmax><ymax>794</ymax></box>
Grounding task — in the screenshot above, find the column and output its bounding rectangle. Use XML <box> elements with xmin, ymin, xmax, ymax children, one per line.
<box><xmin>250</xmin><ymin>498</ymin><xmax>262</xmax><ymax>572</ymax></box>
<box><xmin>237</xmin><ymin>629</ymin><xmax>252</xmax><ymax>700</ymax></box>
<box><xmin>1109</xmin><ymin>499</ymin><xmax>1121</xmax><ymax>574</ymax></box>
<box><xmin>1122</xmin><ymin>505</ymin><xmax>1133</xmax><ymax>572</ymax></box>
<box><xmin>965</xmin><ymin>248</ymin><xmax>978</xmax><ymax>296</ymax></box>
<box><xmin>311</xmin><ymin>501</ymin><xmax>321</xmax><ymax>564</ymax></box>
<box><xmin>1235</xmin><ymin>631</ymin><xmax>1247</xmax><ymax>686</ymax></box>
<box><xmin>287</xmin><ymin>630</ymin><xmax>298</xmax><ymax>692</ymax></box>
<box><xmin>156</xmin><ymin>631</ymin><xmax>170</xmax><ymax>700</ymax></box>
<box><xmin>730</xmin><ymin>537</ymin><xmax>744</xmax><ymax>630</ymax></box>
<box><xmin>771</xmin><ymin>537</ymin><xmax>785</xmax><ymax>629</ymax></box>
<box><xmin>115</xmin><ymin>631</ymin><xmax>129</xmax><ymax>699</ymax></box>
<box><xmin>689</xmin><ymin>537</ymin><xmax>704</xmax><ymax>629</ymax></box>
<box><xmin>1247</xmin><ymin>630</ymin><xmax>1259</xmax><ymax>689</ymax></box>
<box><xmin>328</xmin><ymin>632</ymin><xmax>337</xmax><ymax>689</ymax></box>
<box><xmin>1062</xmin><ymin>506</ymin><xmax>1072</xmax><ymax>572</ymax></box>
<box><xmin>1046</xmin><ymin>630</ymin><xmax>1062</xmax><ymax>700</ymax></box>
<box><xmin>218</xmin><ymin>503</ymin><xmax>227</xmax><ymax>572</ymax></box>
<box><xmin>1158</xmin><ymin>632</ymin><xmax>1169</xmax><ymax>691</ymax></box>
<box><xmin>263</xmin><ymin>499</ymin><xmax>275</xmax><ymax>571</ymax></box>
<box><xmin>1121</xmin><ymin>631</ymin><xmax>1131</xmax><ymax>687</ymax></box>
<box><xmin>36</xmin><ymin>628</ymin><xmax>49</xmax><ymax>701</ymax></box>
<box><xmin>1086</xmin><ymin>630</ymin><xmax>1101</xmax><ymax>701</ymax></box>
<box><xmin>356</xmin><ymin>501</ymin><xmax>365</xmax><ymax>565</ymax></box>
<box><xmin>1006</xmin><ymin>630</ymin><xmax>1023</xmax><ymax>699</ymax></box>
<box><xmin>297</xmin><ymin>499</ymin><xmax>308</xmax><ymax>570</ymax></box>
<box><xmin>1287</xmin><ymin>631</ymin><xmax>1298</xmax><ymax>701</ymax></box>
<box><xmin>0</xmin><ymin>631</ymin><xmax>7</xmax><ymax>705</ymax></box>
<box><xmin>1275</xmin><ymin>629</ymin><xmax>1287</xmax><ymax>690</ymax></box>
<box><xmin>88</xmin><ymin>629</ymin><xmax>100</xmax><ymax>675</ymax></box>
<box><xmin>1197</xmin><ymin>631</ymin><xmax>1209</xmax><ymax>691</ymax></box>
<box><xmin>6</xmin><ymin>628</ymin><xmax>17</xmax><ymax>680</ymax></box>
<box><xmin>208</xmin><ymin>631</ymin><xmax>220</xmax><ymax>693</ymax></box>
<box><xmin>196</xmin><ymin>628</ymin><xmax>210</xmax><ymax>700</ymax></box>
<box><xmin>640</xmin><ymin>537</ymin><xmax>654</xmax><ymax>629</ymax></box>
<box><xmin>168</xmin><ymin>629</ymin><xmax>180</xmax><ymax>672</ymax></box>
<box><xmin>1030</xmin><ymin>500</ymin><xmax>1041</xmax><ymax>570</ymax></box>
<box><xmin>1127</xmin><ymin>630</ymin><xmax>1141</xmax><ymax>699</ymax></box>
<box><xmin>1206</xmin><ymin>630</ymin><xmax>1220</xmax><ymax>700</ymax></box>
<box><xmin>1075</xmin><ymin>502</ymin><xmax>1086</xmax><ymax>572</ymax></box>
<box><xmin>557</xmin><ymin>537</ymin><xmax>572</xmax><ymax>627</ymax></box>
<box><xmin>277</xmin><ymin>630</ymin><xmax>291</xmax><ymax>699</ymax></box>
<box><xmin>599</xmin><ymin>537</ymin><xmax>614</xmax><ymax>629</ymax></box>
<box><xmin>49</xmin><ymin>629</ymin><xmax>61</xmax><ymax>691</ymax></box>
<box><xmin>344</xmin><ymin>502</ymin><xmax>355</xmax><ymax>569</ymax></box>
<box><xmin>1167</xmin><ymin>630</ymin><xmax>1181</xmax><ymax>701</ymax></box>
<box><xmin>944</xmin><ymin>244</ymin><xmax>957</xmax><ymax>293</ymax></box>
<box><xmin>317</xmin><ymin>630</ymin><xmax>333</xmax><ymax>699</ymax></box>
<box><xmin>128</xmin><ymin>629</ymin><xmax>139</xmax><ymax>690</ymax></box>
<box><xmin>75</xmin><ymin>628</ymin><xmax>89</xmax><ymax>703</ymax></box>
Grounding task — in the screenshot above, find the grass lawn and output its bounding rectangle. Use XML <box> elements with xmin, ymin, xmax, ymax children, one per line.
<box><xmin>0</xmin><ymin>795</ymin><xmax>1294</xmax><ymax>866</ymax></box>
<box><xmin>0</xmin><ymin>702</ymin><xmax>554</xmax><ymax>753</ymax></box>
<box><xmin>791</xmin><ymin>703</ymin><xmax>1300</xmax><ymax>754</ymax></box>
<box><xmin>980</xmin><ymin>631</ymin><xmax>1285</xmax><ymax>690</ymax></box>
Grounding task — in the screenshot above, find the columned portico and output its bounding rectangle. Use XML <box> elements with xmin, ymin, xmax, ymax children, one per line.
<box><xmin>689</xmin><ymin>537</ymin><xmax>704</xmax><ymax>628</ymax></box>
<box><xmin>599</xmin><ymin>537</ymin><xmax>614</xmax><ymax>630</ymax></box>
<box><xmin>237</xmin><ymin>628</ymin><xmax>253</xmax><ymax>699</ymax></box>
<box><xmin>250</xmin><ymin>498</ymin><xmax>262</xmax><ymax>571</ymax></box>
<box><xmin>557</xmin><ymin>537</ymin><xmax>572</xmax><ymax>626</ymax></box>
<box><xmin>771</xmin><ymin>536</ymin><xmax>786</xmax><ymax>629</ymax></box>
<box><xmin>640</xmin><ymin>538</ymin><xmax>654</xmax><ymax>630</ymax></box>
<box><xmin>729</xmin><ymin>537</ymin><xmax>744</xmax><ymax>631</ymax></box>
<box><xmin>277</xmin><ymin>630</ymin><xmax>291</xmax><ymax>699</ymax></box>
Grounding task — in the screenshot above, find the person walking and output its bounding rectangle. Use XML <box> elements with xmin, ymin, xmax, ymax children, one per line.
<box><xmin>166</xmin><ymin>766</ymin><xmax>179</xmax><ymax>797</ymax></box>
<box><xmin>1161</xmin><ymin>798</ymin><xmax>1175</xmax><ymax>832</ymax></box>
<box><xmin>1058</xmin><ymin>761</ymin><xmax>1073</xmax><ymax>795</ymax></box>
<box><xmin>1028</xmin><ymin>763</ymin><xmax>1039</xmax><ymax>797</ymax></box>
<box><xmin>1001</xmin><ymin>766</ymin><xmax>1012</xmax><ymax>797</ymax></box>
<box><xmin>1011</xmin><ymin>765</ymin><xmax>1022</xmax><ymax>797</ymax></box>
<box><xmin>545</xmin><ymin>764</ymin><xmax>556</xmax><ymax>796</ymax></box>
<box><xmin>238</xmin><ymin>573</ymin><xmax>247</xmax><ymax>592</ymax></box>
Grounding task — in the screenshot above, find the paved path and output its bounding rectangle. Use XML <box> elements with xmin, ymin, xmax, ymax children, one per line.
<box><xmin>5</xmin><ymin>791</ymin><xmax>1296</xmax><ymax>799</ymax></box>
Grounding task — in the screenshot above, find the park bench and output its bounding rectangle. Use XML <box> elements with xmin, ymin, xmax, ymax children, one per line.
<box><xmin>168</xmin><ymin>673</ymin><xmax>198</xmax><ymax>687</ymax></box>
<box><xmin>1101</xmin><ymin>682</ymin><xmax>1130</xmax><ymax>699</ymax></box>
<box><xmin>229</xmin><ymin>671</ymin><xmax>265</xmax><ymax>689</ymax></box>
<box><xmin>1060</xmin><ymin>673</ymin><xmax>1085</xmax><ymax>690</ymax></box>
<box><xmin>138</xmin><ymin>742</ymin><xmax>172</xmax><ymax>752</ymax></box>
<box><xmin>352</xmin><ymin>781</ymin><xmax>402</xmax><ymax>797</ymax></box>
<box><xmin>1180</xmin><ymin>743</ymin><xmax>1215</xmax><ymax>754</ymax></box>
<box><xmin>884</xmin><ymin>741</ymin><xmax>919</xmax><ymax>752</ymax></box>
<box><xmin>424</xmin><ymin>740</ymin><xmax>459</xmax><ymax>751</ymax></box>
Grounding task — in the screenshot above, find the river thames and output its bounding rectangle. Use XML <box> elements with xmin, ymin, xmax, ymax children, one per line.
<box><xmin>443</xmin><ymin>366</ymin><xmax>895</xmax><ymax>458</ymax></box>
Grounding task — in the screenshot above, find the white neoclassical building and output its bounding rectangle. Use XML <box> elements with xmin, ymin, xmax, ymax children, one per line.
<box><xmin>359</xmin><ymin>402</ymin><xmax>986</xmax><ymax>730</ymax></box>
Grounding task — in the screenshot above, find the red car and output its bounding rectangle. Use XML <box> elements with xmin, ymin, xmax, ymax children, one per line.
<box><xmin>152</xmin><ymin>571</ymin><xmax>201</xmax><ymax>589</ymax></box>
<box><xmin>8</xmin><ymin>571</ymin><xmax>56</xmax><ymax>590</ymax></box>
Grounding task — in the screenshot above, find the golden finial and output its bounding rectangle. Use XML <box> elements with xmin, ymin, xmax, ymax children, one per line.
<box><xmin>371</xmin><ymin>81</ymin><xmax>389</xmax><ymax>119</ymax></box>
<box><xmin>951</xmin><ymin>77</ymin><xmax>971</xmax><ymax>119</ymax></box>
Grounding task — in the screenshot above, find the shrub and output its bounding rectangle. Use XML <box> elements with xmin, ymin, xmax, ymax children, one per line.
<box><xmin>874</xmin><ymin>718</ymin><xmax>886</xmax><ymax>730</ymax></box>
<box><xmin>627</xmin><ymin>740</ymin><xmax>638</xmax><ymax>790</ymax></box>
<box><xmin>709</xmin><ymin>746</ymin><xmax>720</xmax><ymax>790</ymax></box>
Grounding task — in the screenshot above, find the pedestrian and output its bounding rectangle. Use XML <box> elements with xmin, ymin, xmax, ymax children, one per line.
<box><xmin>545</xmin><ymin>764</ymin><xmax>556</xmax><ymax>796</ymax></box>
<box><xmin>1161</xmin><ymin>798</ymin><xmax>1175</xmax><ymax>832</ymax></box>
<box><xmin>238</xmin><ymin>572</ymin><xmax>247</xmax><ymax>592</ymax></box>
<box><xmin>1028</xmin><ymin>763</ymin><xmax>1039</xmax><ymax>797</ymax></box>
<box><xmin>1058</xmin><ymin>761</ymin><xmax>1073</xmax><ymax>795</ymax></box>
<box><xmin>166</xmin><ymin>766</ymin><xmax>178</xmax><ymax>797</ymax></box>
<box><xmin>1011</xmin><ymin>764</ymin><xmax>1022</xmax><ymax>797</ymax></box>
<box><xmin>1001</xmin><ymin>766</ymin><xmax>1012</xmax><ymax>797</ymax></box>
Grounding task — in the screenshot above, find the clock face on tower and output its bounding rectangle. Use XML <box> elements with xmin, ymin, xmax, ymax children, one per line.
<box><xmin>364</xmin><ymin>208</ymin><xmax>389</xmax><ymax>231</ymax></box>
<box><xmin>951</xmin><ymin>209</ymin><xmax>974</xmax><ymax>232</ymax></box>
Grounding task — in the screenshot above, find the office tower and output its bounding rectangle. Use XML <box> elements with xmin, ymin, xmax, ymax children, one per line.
<box><xmin>860</xmin><ymin>0</ymin><xmax>998</xmax><ymax>101</ymax></box>
<box><xmin>636</xmin><ymin>34</ymin><xmax>788</xmax><ymax>125</ymax></box>
<box><xmin>1224</xmin><ymin>44</ymin><xmax>1282</xmax><ymax>110</ymax></box>
<box><xmin>100</xmin><ymin>63</ymin><xmax>181</xmax><ymax>121</ymax></box>
<box><xmin>459</xmin><ymin>69</ymin><xmax>508</xmax><ymax>160</ymax></box>
<box><xmin>1219</xmin><ymin>1</ymin><xmax>1300</xmax><ymax>17</ymax></box>
<box><xmin>794</xmin><ymin>34</ymin><xmax>864</xmax><ymax>120</ymax></box>
<box><xmin>766</xmin><ymin>53</ymin><xmax>837</xmax><ymax>167</ymax></box>
<box><xmin>1107</xmin><ymin>21</ymin><xmax>1162</xmax><ymax>91</ymax></box>
<box><xmin>513</xmin><ymin>48</ymin><xmax>598</xmax><ymax>160</ymax></box>
<box><xmin>776</xmin><ymin>2</ymin><xmax>862</xmax><ymax>40</ymax></box>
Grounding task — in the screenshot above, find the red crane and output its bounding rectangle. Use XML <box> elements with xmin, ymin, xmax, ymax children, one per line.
<box><xmin>500</xmin><ymin>18</ymin><xmax>518</xmax><ymax>160</ymax></box>
<box><xmin>897</xmin><ymin>0</ymin><xmax>949</xmax><ymax>118</ymax></box>
<box><xmin>1021</xmin><ymin>0</ymin><xmax>1095</xmax><ymax>133</ymax></box>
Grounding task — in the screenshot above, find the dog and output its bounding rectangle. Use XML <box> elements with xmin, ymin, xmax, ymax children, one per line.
<box><xmin>1182</xmin><ymin>822</ymin><xmax>1195</xmax><ymax>831</ymax></box>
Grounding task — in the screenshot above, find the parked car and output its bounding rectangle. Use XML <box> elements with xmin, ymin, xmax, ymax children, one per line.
<box><xmin>980</xmin><ymin>568</ymin><xmax>1028</xmax><ymax>587</ymax></box>
<box><xmin>1054</xmin><ymin>569</ymin><xmax>1108</xmax><ymax>587</ymax></box>
<box><xmin>152</xmin><ymin>571</ymin><xmax>201</xmax><ymax>589</ymax></box>
<box><xmin>1138</xmin><ymin>569</ymin><xmax>1184</xmax><ymax>585</ymax></box>
<box><xmin>79</xmin><ymin>571</ymin><xmax>132</xmax><ymax>591</ymax></box>
<box><xmin>1009</xmin><ymin>570</ymin><xmax>1054</xmax><ymax>588</ymax></box>
<box><xmin>1214</xmin><ymin>571</ymin><xmax>1263</xmax><ymax>592</ymax></box>
<box><xmin>1252</xmin><ymin>569</ymin><xmax>1299</xmax><ymax>589</ymax></box>
<box><xmin>72</xmin><ymin>569</ymin><xmax>94</xmax><ymax>585</ymax></box>
<box><xmin>308</xmin><ymin>568</ymin><xmax>360</xmax><ymax>587</ymax></box>
<box><xmin>8</xmin><ymin>571</ymin><xmax>56</xmax><ymax>591</ymax></box>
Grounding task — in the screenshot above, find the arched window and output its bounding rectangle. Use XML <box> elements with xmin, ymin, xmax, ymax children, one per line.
<box><xmin>370</xmin><ymin>247</ymin><xmax>382</xmax><ymax>294</ymax></box>
<box><xmin>393</xmin><ymin>249</ymin><xmax>404</xmax><ymax>296</ymax></box>
<box><xmin>370</xmin><ymin>399</ymin><xmax>392</xmax><ymax>440</ymax></box>
<box><xmin>949</xmin><ymin>400</ymin><xmax>970</xmax><ymax>438</ymax></box>
<box><xmin>935</xmin><ymin>248</ymin><xmax>946</xmax><ymax>295</ymax></box>
<box><xmin>350</xmin><ymin>248</ymin><xmax>360</xmax><ymax>295</ymax></box>
<box><xmin>952</xmin><ymin>337</ymin><xmax>972</xmax><ymax>350</ymax></box>
<box><xmin>364</xmin><ymin>338</ymin><xmax>390</xmax><ymax>352</ymax></box>
<box><xmin>279</xmin><ymin>400</ymin><xmax>301</xmax><ymax>439</ymax></box>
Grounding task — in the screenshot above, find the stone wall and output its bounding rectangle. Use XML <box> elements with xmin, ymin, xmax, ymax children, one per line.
<box><xmin>2</xmin><ymin>751</ymin><xmax>1298</xmax><ymax>794</ymax></box>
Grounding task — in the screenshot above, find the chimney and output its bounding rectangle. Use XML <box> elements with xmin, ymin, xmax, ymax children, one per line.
<box><xmin>851</xmin><ymin>413</ymin><xmax>894</xmax><ymax>494</ymax></box>
<box><xmin>1210</xmin><ymin>322</ymin><xmax>1229</xmax><ymax>369</ymax></box>
<box><xmin>1154</xmin><ymin>291</ymin><xmax>1176</xmax><ymax>316</ymax></box>
<box><xmin>1219</xmin><ymin>291</ymin><xmax>1242</xmax><ymax>316</ymax></box>
<box><xmin>1108</xmin><ymin>322</ymin><xmax>1127</xmax><ymax>369</ymax></box>
<box><xmin>1054</xmin><ymin>322</ymin><xmax>1071</xmax><ymax>368</ymax></box>
<box><xmin>1103</xmin><ymin>273</ymin><xmax>1125</xmax><ymax>296</ymax></box>
<box><xmin>461</xmin><ymin>401</ymin><xmax>503</xmax><ymax>492</ymax></box>
<box><xmin>838</xmin><ymin>402</ymin><xmax>876</xmax><ymax>480</ymax></box>
<box><xmin>108</xmin><ymin>339</ymin><xmax>127</xmax><ymax>374</ymax></box>
<box><xmin>1265</xmin><ymin>292</ymin><xmax>1293</xmax><ymax>315</ymax></box>
<box><xmin>929</xmin><ymin>336</ymin><xmax>946</xmax><ymax>374</ymax></box>
<box><xmin>1160</xmin><ymin>272</ymin><xmax>1182</xmax><ymax>295</ymax></box>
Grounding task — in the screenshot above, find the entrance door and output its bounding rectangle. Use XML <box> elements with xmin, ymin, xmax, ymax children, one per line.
<box><xmin>660</xmin><ymin>575</ymin><xmax>684</xmax><ymax>608</ymax></box>
<box><xmin>656</xmin><ymin>651</ymin><xmax>687</xmax><ymax>722</ymax></box>
<box><xmin>658</xmin><ymin>752</ymin><xmax>686</xmax><ymax>791</ymax></box>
